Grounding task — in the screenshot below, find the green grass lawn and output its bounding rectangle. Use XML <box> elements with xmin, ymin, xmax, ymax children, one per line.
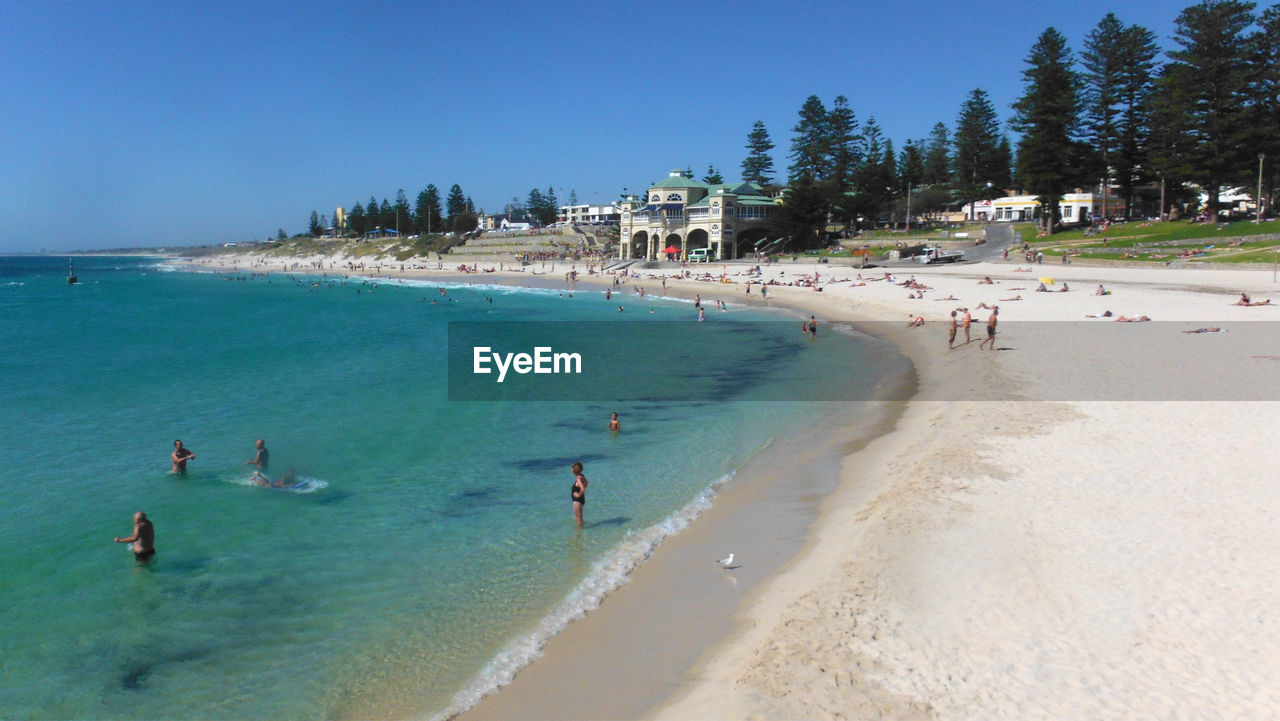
<box><xmin>1024</xmin><ymin>219</ymin><xmax>1280</xmax><ymax>263</ymax></box>
<box><xmin>1036</xmin><ymin>219</ymin><xmax>1280</xmax><ymax>245</ymax></box>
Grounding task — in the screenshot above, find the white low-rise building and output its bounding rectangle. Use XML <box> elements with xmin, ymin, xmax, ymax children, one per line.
<box><xmin>989</xmin><ymin>192</ymin><xmax>1126</xmax><ymax>223</ymax></box>
<box><xmin>558</xmin><ymin>203</ymin><xmax>620</xmax><ymax>225</ymax></box>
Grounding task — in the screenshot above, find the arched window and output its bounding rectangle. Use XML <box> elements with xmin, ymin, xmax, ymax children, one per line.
<box><xmin>650</xmin><ymin>194</ymin><xmax>660</xmax><ymax>202</ymax></box>
<box><xmin>666</xmin><ymin>193</ymin><xmax>682</xmax><ymax>202</ymax></box>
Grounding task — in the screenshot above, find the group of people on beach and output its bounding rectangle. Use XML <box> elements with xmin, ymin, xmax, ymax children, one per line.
<box><xmin>939</xmin><ymin>307</ymin><xmax>998</xmax><ymax>349</ymax></box>
<box><xmin>115</xmin><ymin>439</ymin><xmax>297</xmax><ymax>563</ymax></box>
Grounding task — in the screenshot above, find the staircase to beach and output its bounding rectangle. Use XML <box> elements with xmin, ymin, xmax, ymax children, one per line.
<box><xmin>447</xmin><ymin>227</ymin><xmax>587</xmax><ymax>261</ymax></box>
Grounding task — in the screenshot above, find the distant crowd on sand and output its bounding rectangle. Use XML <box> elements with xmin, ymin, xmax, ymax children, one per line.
<box><xmin>900</xmin><ymin>274</ymin><xmax>1273</xmax><ymax>349</ymax></box>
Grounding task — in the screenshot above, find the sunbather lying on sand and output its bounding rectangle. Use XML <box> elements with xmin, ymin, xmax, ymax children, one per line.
<box><xmin>1115</xmin><ymin>315</ymin><xmax>1151</xmax><ymax>322</ymax></box>
<box><xmin>1234</xmin><ymin>293</ymin><xmax>1272</xmax><ymax>306</ymax></box>
<box><xmin>999</xmin><ymin>295</ymin><xmax>1022</xmax><ymax>301</ymax></box>
<box><xmin>1183</xmin><ymin>327</ymin><xmax>1224</xmax><ymax>333</ymax></box>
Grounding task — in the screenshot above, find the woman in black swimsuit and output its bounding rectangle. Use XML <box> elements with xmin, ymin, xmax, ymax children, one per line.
<box><xmin>570</xmin><ymin>462</ymin><xmax>588</xmax><ymax>528</ymax></box>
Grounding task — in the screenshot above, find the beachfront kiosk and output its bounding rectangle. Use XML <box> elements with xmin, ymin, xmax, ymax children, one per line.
<box><xmin>619</xmin><ymin>168</ymin><xmax>779</xmax><ymax>261</ymax></box>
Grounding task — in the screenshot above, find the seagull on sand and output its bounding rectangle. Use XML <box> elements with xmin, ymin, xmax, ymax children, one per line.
<box><xmin>717</xmin><ymin>553</ymin><xmax>735</xmax><ymax>568</ymax></box>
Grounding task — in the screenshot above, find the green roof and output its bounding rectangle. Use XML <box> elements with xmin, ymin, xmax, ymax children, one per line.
<box><xmin>651</xmin><ymin>176</ymin><xmax>710</xmax><ymax>190</ymax></box>
<box><xmin>736</xmin><ymin>196</ymin><xmax>779</xmax><ymax>206</ymax></box>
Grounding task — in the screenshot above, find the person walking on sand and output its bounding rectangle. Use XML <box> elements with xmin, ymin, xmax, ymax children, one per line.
<box><xmin>170</xmin><ymin>440</ymin><xmax>195</xmax><ymax>475</ymax></box>
<box><xmin>961</xmin><ymin>308</ymin><xmax>972</xmax><ymax>344</ymax></box>
<box><xmin>113</xmin><ymin>511</ymin><xmax>155</xmax><ymax>562</ymax></box>
<box><xmin>979</xmin><ymin>307</ymin><xmax>999</xmax><ymax>350</ymax></box>
<box><xmin>570</xmin><ymin>462</ymin><xmax>589</xmax><ymax>528</ymax></box>
<box><xmin>948</xmin><ymin>310</ymin><xmax>958</xmax><ymax>349</ymax></box>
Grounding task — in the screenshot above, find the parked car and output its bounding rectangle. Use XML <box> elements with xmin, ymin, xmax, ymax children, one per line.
<box><xmin>689</xmin><ymin>248</ymin><xmax>714</xmax><ymax>262</ymax></box>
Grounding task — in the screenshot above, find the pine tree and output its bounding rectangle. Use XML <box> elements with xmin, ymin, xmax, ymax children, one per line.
<box><xmin>953</xmin><ymin>89</ymin><xmax>1005</xmax><ymax>217</ymax></box>
<box><xmin>368</xmin><ymin>196</ymin><xmax>381</xmax><ymax>229</ymax></box>
<box><xmin>788</xmin><ymin>95</ymin><xmax>830</xmax><ymax>182</ymax></box>
<box><xmin>924</xmin><ymin>123</ymin><xmax>952</xmax><ymax>186</ymax></box>
<box><xmin>445</xmin><ymin>184</ymin><xmax>467</xmax><ymax>225</ymax></box>
<box><xmin>1012</xmin><ymin>28</ymin><xmax>1083</xmax><ymax>232</ymax></box>
<box><xmin>826</xmin><ymin>96</ymin><xmax>861</xmax><ymax>197</ymax></box>
<box><xmin>1253</xmin><ymin>6</ymin><xmax>1280</xmax><ymax>210</ymax></box>
<box><xmin>379</xmin><ymin>199</ymin><xmax>393</xmax><ymax>231</ymax></box>
<box><xmin>703</xmin><ymin>165</ymin><xmax>724</xmax><ymax>184</ymax></box>
<box><xmin>881</xmin><ymin>139</ymin><xmax>899</xmax><ymax>224</ymax></box>
<box><xmin>770</xmin><ymin>175</ymin><xmax>828</xmax><ymax>249</ymax></box>
<box><xmin>423</xmin><ymin>185</ymin><xmax>444</xmax><ymax>234</ymax></box>
<box><xmin>349</xmin><ymin>202</ymin><xmax>367</xmax><ymax>236</ymax></box>
<box><xmin>741</xmin><ymin>121</ymin><xmax>776</xmax><ymax>186</ymax></box>
<box><xmin>1081</xmin><ymin>13</ymin><xmax>1127</xmax><ymax>189</ymax></box>
<box><xmin>415</xmin><ymin>187</ymin><xmax>440</xmax><ymax>234</ymax></box>
<box><xmin>842</xmin><ymin>117</ymin><xmax>889</xmax><ymax>228</ymax></box>
<box><xmin>1161</xmin><ymin>0</ymin><xmax>1257</xmax><ymax>213</ymax></box>
<box><xmin>899</xmin><ymin>140</ymin><xmax>926</xmax><ymax>191</ymax></box>
<box><xmin>1115</xmin><ymin>23</ymin><xmax>1159</xmax><ymax>214</ymax></box>
<box><xmin>1083</xmin><ymin>14</ymin><xmax>1159</xmax><ymax>217</ymax></box>
<box><xmin>539</xmin><ymin>186</ymin><xmax>559</xmax><ymax>226</ymax></box>
<box><xmin>1148</xmin><ymin>62</ymin><xmax>1198</xmax><ymax>216</ymax></box>
<box><xmin>993</xmin><ymin>136</ymin><xmax>1014</xmax><ymax>192</ymax></box>
<box><xmin>393</xmin><ymin>189</ymin><xmax>411</xmax><ymax>234</ymax></box>
<box><xmin>308</xmin><ymin>210</ymin><xmax>321</xmax><ymax>237</ymax></box>
<box><xmin>526</xmin><ymin>188</ymin><xmax>546</xmax><ymax>223</ymax></box>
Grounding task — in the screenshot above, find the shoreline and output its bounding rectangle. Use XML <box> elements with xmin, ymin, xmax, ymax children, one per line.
<box><xmin>178</xmin><ymin>252</ymin><xmax>1280</xmax><ymax>719</ymax></box>
<box><xmin>179</xmin><ymin>252</ymin><xmax>925</xmax><ymax>720</ymax></box>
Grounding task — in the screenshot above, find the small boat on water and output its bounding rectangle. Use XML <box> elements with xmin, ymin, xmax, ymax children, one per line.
<box><xmin>67</xmin><ymin>259</ymin><xmax>78</xmax><ymax>284</ymax></box>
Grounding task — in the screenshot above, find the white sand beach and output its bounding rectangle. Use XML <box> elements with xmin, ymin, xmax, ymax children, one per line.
<box><xmin>186</xmin><ymin>250</ymin><xmax>1280</xmax><ymax>720</ymax></box>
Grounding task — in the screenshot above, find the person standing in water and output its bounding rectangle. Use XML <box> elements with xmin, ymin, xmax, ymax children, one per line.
<box><xmin>570</xmin><ymin>462</ymin><xmax>588</xmax><ymax>528</ymax></box>
<box><xmin>170</xmin><ymin>440</ymin><xmax>195</xmax><ymax>474</ymax></box>
<box><xmin>244</xmin><ymin>439</ymin><xmax>269</xmax><ymax>482</ymax></box>
<box><xmin>113</xmin><ymin>511</ymin><xmax>155</xmax><ymax>562</ymax></box>
<box><xmin>608</xmin><ymin>413</ymin><xmax>621</xmax><ymax>431</ymax></box>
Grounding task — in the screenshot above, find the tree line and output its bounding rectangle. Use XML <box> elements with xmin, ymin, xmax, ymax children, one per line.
<box><xmin>747</xmin><ymin>0</ymin><xmax>1280</xmax><ymax>245</ymax></box>
<box><xmin>301</xmin><ymin>183</ymin><xmax>478</xmax><ymax>239</ymax></box>
<box><xmin>298</xmin><ymin>181</ymin><xmax>577</xmax><ymax>240</ymax></box>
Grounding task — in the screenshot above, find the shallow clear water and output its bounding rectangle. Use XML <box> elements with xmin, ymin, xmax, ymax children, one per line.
<box><xmin>0</xmin><ymin>255</ymin><xmax>888</xmax><ymax>719</ymax></box>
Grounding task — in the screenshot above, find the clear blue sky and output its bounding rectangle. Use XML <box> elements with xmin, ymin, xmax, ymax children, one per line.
<box><xmin>0</xmin><ymin>0</ymin><xmax>1183</xmax><ymax>252</ymax></box>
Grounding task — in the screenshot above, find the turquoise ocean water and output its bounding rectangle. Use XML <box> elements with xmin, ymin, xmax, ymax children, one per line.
<box><xmin>0</xmin><ymin>255</ymin><xmax>889</xmax><ymax>720</ymax></box>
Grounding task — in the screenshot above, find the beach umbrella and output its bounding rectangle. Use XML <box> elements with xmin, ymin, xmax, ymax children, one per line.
<box><xmin>1039</xmin><ymin>276</ymin><xmax>1055</xmax><ymax>285</ymax></box>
